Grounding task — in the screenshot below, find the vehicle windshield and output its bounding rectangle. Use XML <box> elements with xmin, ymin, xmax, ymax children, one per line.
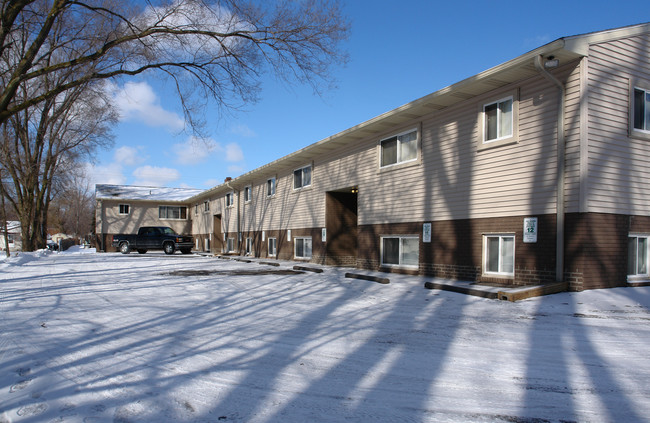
<box><xmin>161</xmin><ymin>227</ymin><xmax>178</xmax><ymax>235</ymax></box>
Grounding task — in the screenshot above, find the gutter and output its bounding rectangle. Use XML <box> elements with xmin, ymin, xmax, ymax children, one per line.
<box><xmin>225</xmin><ymin>179</ymin><xmax>241</xmax><ymax>252</ymax></box>
<box><xmin>534</xmin><ymin>55</ymin><xmax>565</xmax><ymax>282</ymax></box>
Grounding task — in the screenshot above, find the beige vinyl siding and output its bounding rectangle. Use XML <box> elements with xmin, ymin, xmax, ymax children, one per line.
<box><xmin>101</xmin><ymin>200</ymin><xmax>191</xmax><ymax>235</ymax></box>
<box><xmin>586</xmin><ymin>33</ymin><xmax>650</xmax><ymax>215</ymax></box>
<box><xmin>564</xmin><ymin>59</ymin><xmax>585</xmax><ymax>213</ymax></box>
<box><xmin>359</xmin><ymin>74</ymin><xmax>562</xmax><ymax>224</ymax></box>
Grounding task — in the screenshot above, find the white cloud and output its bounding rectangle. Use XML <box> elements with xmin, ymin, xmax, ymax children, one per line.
<box><xmin>114</xmin><ymin>146</ymin><xmax>146</xmax><ymax>166</ymax></box>
<box><xmin>227</xmin><ymin>165</ymin><xmax>244</xmax><ymax>174</ymax></box>
<box><xmin>172</xmin><ymin>137</ymin><xmax>220</xmax><ymax>165</ymax></box>
<box><xmin>84</xmin><ymin>162</ymin><xmax>127</xmax><ymax>187</ymax></box>
<box><xmin>109</xmin><ymin>81</ymin><xmax>185</xmax><ymax>131</ymax></box>
<box><xmin>230</xmin><ymin>124</ymin><xmax>256</xmax><ymax>138</ymax></box>
<box><xmin>132</xmin><ymin>165</ymin><xmax>181</xmax><ymax>187</ymax></box>
<box><xmin>202</xmin><ymin>178</ymin><xmax>220</xmax><ymax>188</ymax></box>
<box><xmin>225</xmin><ymin>143</ymin><xmax>244</xmax><ymax>162</ymax></box>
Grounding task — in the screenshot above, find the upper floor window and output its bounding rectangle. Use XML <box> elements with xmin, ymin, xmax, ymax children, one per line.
<box><xmin>203</xmin><ymin>200</ymin><xmax>210</xmax><ymax>212</ymax></box>
<box><xmin>225</xmin><ymin>192</ymin><xmax>234</xmax><ymax>207</ymax></box>
<box><xmin>380</xmin><ymin>129</ymin><xmax>417</xmax><ymax>167</ymax></box>
<box><xmin>484</xmin><ymin>97</ymin><xmax>513</xmax><ymax>142</ymax></box>
<box><xmin>159</xmin><ymin>206</ymin><xmax>187</xmax><ymax>220</ymax></box>
<box><xmin>633</xmin><ymin>87</ymin><xmax>650</xmax><ymax>132</ymax></box>
<box><xmin>194</xmin><ymin>204</ymin><xmax>199</xmax><ymax>215</ymax></box>
<box><xmin>293</xmin><ymin>165</ymin><xmax>312</xmax><ymax>190</ymax></box>
<box><xmin>244</xmin><ymin>186</ymin><xmax>252</xmax><ymax>203</ymax></box>
<box><xmin>118</xmin><ymin>204</ymin><xmax>130</xmax><ymax>215</ymax></box>
<box><xmin>267</xmin><ymin>178</ymin><xmax>276</xmax><ymax>197</ymax></box>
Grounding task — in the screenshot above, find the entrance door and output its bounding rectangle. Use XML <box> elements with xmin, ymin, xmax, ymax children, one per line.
<box><xmin>325</xmin><ymin>189</ymin><xmax>358</xmax><ymax>265</ymax></box>
<box><xmin>213</xmin><ymin>214</ymin><xmax>223</xmax><ymax>253</ymax></box>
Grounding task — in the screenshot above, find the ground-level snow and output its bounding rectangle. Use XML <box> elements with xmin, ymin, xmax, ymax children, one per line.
<box><xmin>1</xmin><ymin>250</ymin><xmax>649</xmax><ymax>422</ymax></box>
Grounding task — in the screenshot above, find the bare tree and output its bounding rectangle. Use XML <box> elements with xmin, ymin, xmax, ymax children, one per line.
<box><xmin>0</xmin><ymin>0</ymin><xmax>350</xmax><ymax>127</ymax></box>
<box><xmin>48</xmin><ymin>167</ymin><xmax>95</xmax><ymax>239</ymax></box>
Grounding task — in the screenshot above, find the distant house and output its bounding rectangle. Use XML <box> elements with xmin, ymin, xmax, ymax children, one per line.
<box><xmin>94</xmin><ymin>185</ymin><xmax>203</xmax><ymax>252</ymax></box>
<box><xmin>1</xmin><ymin>221</ymin><xmax>21</xmax><ymax>251</ymax></box>
<box><xmin>97</xmin><ymin>23</ymin><xmax>650</xmax><ymax>291</ymax></box>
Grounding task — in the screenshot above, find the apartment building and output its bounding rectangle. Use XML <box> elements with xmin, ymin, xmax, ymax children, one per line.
<box><xmin>97</xmin><ymin>23</ymin><xmax>650</xmax><ymax>291</ymax></box>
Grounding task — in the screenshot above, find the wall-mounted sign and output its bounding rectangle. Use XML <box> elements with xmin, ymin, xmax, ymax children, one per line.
<box><xmin>524</xmin><ymin>217</ymin><xmax>538</xmax><ymax>243</ymax></box>
<box><xmin>423</xmin><ymin>223</ymin><xmax>432</xmax><ymax>243</ymax></box>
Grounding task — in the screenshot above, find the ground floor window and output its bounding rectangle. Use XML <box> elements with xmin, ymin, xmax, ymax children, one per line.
<box><xmin>226</xmin><ymin>237</ymin><xmax>235</xmax><ymax>253</ymax></box>
<box><xmin>268</xmin><ymin>237</ymin><xmax>277</xmax><ymax>257</ymax></box>
<box><xmin>484</xmin><ymin>234</ymin><xmax>515</xmax><ymax>276</ymax></box>
<box><xmin>294</xmin><ymin>237</ymin><xmax>312</xmax><ymax>259</ymax></box>
<box><xmin>245</xmin><ymin>237</ymin><xmax>252</xmax><ymax>255</ymax></box>
<box><xmin>628</xmin><ymin>235</ymin><xmax>648</xmax><ymax>276</ymax></box>
<box><xmin>381</xmin><ymin>236</ymin><xmax>419</xmax><ymax>268</ymax></box>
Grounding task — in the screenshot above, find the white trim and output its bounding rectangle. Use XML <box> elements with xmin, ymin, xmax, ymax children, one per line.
<box><xmin>266</xmin><ymin>177</ymin><xmax>276</xmax><ymax>197</ymax></box>
<box><xmin>293</xmin><ymin>164</ymin><xmax>312</xmax><ymax>190</ymax></box>
<box><xmin>268</xmin><ymin>237</ymin><xmax>277</xmax><ymax>257</ymax></box>
<box><xmin>380</xmin><ymin>235</ymin><xmax>419</xmax><ymax>269</ymax></box>
<box><xmin>483</xmin><ymin>233</ymin><xmax>515</xmax><ymax>277</ymax></box>
<box><xmin>118</xmin><ymin>204</ymin><xmax>130</xmax><ymax>215</ymax></box>
<box><xmin>628</xmin><ymin>233</ymin><xmax>650</xmax><ymax>278</ymax></box>
<box><xmin>243</xmin><ymin>186</ymin><xmax>252</xmax><ymax>203</ymax></box>
<box><xmin>225</xmin><ymin>192</ymin><xmax>234</xmax><ymax>208</ymax></box>
<box><xmin>294</xmin><ymin>236</ymin><xmax>312</xmax><ymax>259</ymax></box>
<box><xmin>378</xmin><ymin>127</ymin><xmax>419</xmax><ymax>169</ymax></box>
<box><xmin>482</xmin><ymin>96</ymin><xmax>514</xmax><ymax>143</ymax></box>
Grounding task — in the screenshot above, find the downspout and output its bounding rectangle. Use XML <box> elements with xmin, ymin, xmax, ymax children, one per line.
<box><xmin>225</xmin><ymin>180</ymin><xmax>241</xmax><ymax>253</ymax></box>
<box><xmin>535</xmin><ymin>55</ymin><xmax>565</xmax><ymax>282</ymax></box>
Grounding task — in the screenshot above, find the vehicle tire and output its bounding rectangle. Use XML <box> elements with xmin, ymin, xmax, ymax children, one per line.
<box><xmin>163</xmin><ymin>242</ymin><xmax>175</xmax><ymax>255</ymax></box>
<box><xmin>119</xmin><ymin>242</ymin><xmax>131</xmax><ymax>254</ymax></box>
<box><xmin>137</xmin><ymin>249</ymin><xmax>147</xmax><ymax>254</ymax></box>
<box><xmin>180</xmin><ymin>248</ymin><xmax>192</xmax><ymax>255</ymax></box>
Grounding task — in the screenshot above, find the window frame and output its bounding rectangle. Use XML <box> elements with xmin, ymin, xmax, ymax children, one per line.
<box><xmin>118</xmin><ymin>204</ymin><xmax>130</xmax><ymax>215</ymax></box>
<box><xmin>483</xmin><ymin>234</ymin><xmax>515</xmax><ymax>277</ymax></box>
<box><xmin>225</xmin><ymin>192</ymin><xmax>234</xmax><ymax>208</ymax></box>
<box><xmin>294</xmin><ymin>236</ymin><xmax>312</xmax><ymax>259</ymax></box>
<box><xmin>245</xmin><ymin>237</ymin><xmax>253</xmax><ymax>255</ymax></box>
<box><xmin>631</xmin><ymin>84</ymin><xmax>650</xmax><ymax>141</ymax></box>
<box><xmin>477</xmin><ymin>90</ymin><xmax>519</xmax><ymax>151</ymax></box>
<box><xmin>244</xmin><ymin>186</ymin><xmax>252</xmax><ymax>203</ymax></box>
<box><xmin>293</xmin><ymin>165</ymin><xmax>312</xmax><ymax>190</ymax></box>
<box><xmin>628</xmin><ymin>234</ymin><xmax>649</xmax><ymax>278</ymax></box>
<box><xmin>268</xmin><ymin>237</ymin><xmax>277</xmax><ymax>257</ymax></box>
<box><xmin>158</xmin><ymin>205</ymin><xmax>187</xmax><ymax>220</ymax></box>
<box><xmin>226</xmin><ymin>237</ymin><xmax>235</xmax><ymax>253</ymax></box>
<box><xmin>266</xmin><ymin>177</ymin><xmax>276</xmax><ymax>197</ymax></box>
<box><xmin>203</xmin><ymin>200</ymin><xmax>210</xmax><ymax>213</ymax></box>
<box><xmin>379</xmin><ymin>128</ymin><xmax>419</xmax><ymax>169</ymax></box>
<box><xmin>380</xmin><ymin>235</ymin><xmax>420</xmax><ymax>269</ymax></box>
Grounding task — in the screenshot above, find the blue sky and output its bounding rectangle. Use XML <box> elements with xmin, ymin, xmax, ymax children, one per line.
<box><xmin>87</xmin><ymin>0</ymin><xmax>650</xmax><ymax>189</ymax></box>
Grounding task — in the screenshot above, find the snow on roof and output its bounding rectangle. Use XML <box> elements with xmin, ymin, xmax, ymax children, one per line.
<box><xmin>4</xmin><ymin>221</ymin><xmax>20</xmax><ymax>232</ymax></box>
<box><xmin>95</xmin><ymin>184</ymin><xmax>203</xmax><ymax>202</ymax></box>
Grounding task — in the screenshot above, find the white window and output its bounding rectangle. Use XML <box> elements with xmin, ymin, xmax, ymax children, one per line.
<box><xmin>633</xmin><ymin>87</ymin><xmax>650</xmax><ymax>132</ymax></box>
<box><xmin>293</xmin><ymin>165</ymin><xmax>312</xmax><ymax>190</ymax></box>
<box><xmin>483</xmin><ymin>97</ymin><xmax>513</xmax><ymax>142</ymax></box>
<box><xmin>628</xmin><ymin>235</ymin><xmax>649</xmax><ymax>276</ymax></box>
<box><xmin>245</xmin><ymin>237</ymin><xmax>253</xmax><ymax>255</ymax></box>
<box><xmin>294</xmin><ymin>237</ymin><xmax>312</xmax><ymax>259</ymax></box>
<box><xmin>381</xmin><ymin>236</ymin><xmax>419</xmax><ymax>268</ymax></box>
<box><xmin>226</xmin><ymin>237</ymin><xmax>235</xmax><ymax>252</ymax></box>
<box><xmin>118</xmin><ymin>204</ymin><xmax>130</xmax><ymax>215</ymax></box>
<box><xmin>244</xmin><ymin>186</ymin><xmax>252</xmax><ymax>203</ymax></box>
<box><xmin>225</xmin><ymin>192</ymin><xmax>234</xmax><ymax>208</ymax></box>
<box><xmin>268</xmin><ymin>237</ymin><xmax>277</xmax><ymax>257</ymax></box>
<box><xmin>204</xmin><ymin>200</ymin><xmax>210</xmax><ymax>212</ymax></box>
<box><xmin>484</xmin><ymin>234</ymin><xmax>515</xmax><ymax>276</ymax></box>
<box><xmin>267</xmin><ymin>178</ymin><xmax>276</xmax><ymax>197</ymax></box>
<box><xmin>159</xmin><ymin>206</ymin><xmax>187</xmax><ymax>220</ymax></box>
<box><xmin>194</xmin><ymin>204</ymin><xmax>199</xmax><ymax>215</ymax></box>
<box><xmin>380</xmin><ymin>129</ymin><xmax>418</xmax><ymax>167</ymax></box>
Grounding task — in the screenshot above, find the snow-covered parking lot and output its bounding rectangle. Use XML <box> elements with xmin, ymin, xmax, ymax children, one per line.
<box><xmin>1</xmin><ymin>248</ymin><xmax>649</xmax><ymax>423</ymax></box>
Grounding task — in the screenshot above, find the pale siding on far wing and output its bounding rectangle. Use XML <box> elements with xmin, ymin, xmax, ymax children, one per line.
<box><xmin>102</xmin><ymin>200</ymin><xmax>191</xmax><ymax>235</ymax></box>
<box><xmin>587</xmin><ymin>33</ymin><xmax>650</xmax><ymax>215</ymax></box>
